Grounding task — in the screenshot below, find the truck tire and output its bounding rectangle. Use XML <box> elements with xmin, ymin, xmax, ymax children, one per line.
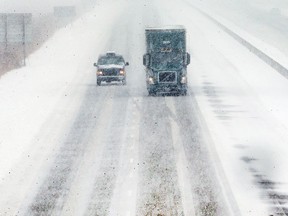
<box><xmin>180</xmin><ymin>89</ymin><xmax>187</xmax><ymax>96</ymax></box>
<box><xmin>122</xmin><ymin>79</ymin><xmax>127</xmax><ymax>85</ymax></box>
<box><xmin>148</xmin><ymin>90</ymin><xmax>156</xmax><ymax>96</ymax></box>
<box><xmin>97</xmin><ymin>80</ymin><xmax>101</xmax><ymax>86</ymax></box>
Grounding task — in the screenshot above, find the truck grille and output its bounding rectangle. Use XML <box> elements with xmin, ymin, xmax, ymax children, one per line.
<box><xmin>102</xmin><ymin>68</ymin><xmax>119</xmax><ymax>76</ymax></box>
<box><xmin>158</xmin><ymin>71</ymin><xmax>176</xmax><ymax>83</ymax></box>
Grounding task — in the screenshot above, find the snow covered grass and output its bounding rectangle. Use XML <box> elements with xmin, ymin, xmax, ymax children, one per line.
<box><xmin>249</xmin><ymin>0</ymin><xmax>288</xmax><ymax>17</ymax></box>
<box><xmin>189</xmin><ymin>0</ymin><xmax>288</xmax><ymax>57</ymax></box>
<box><xmin>201</xmin><ymin>10</ymin><xmax>288</xmax><ymax>71</ymax></box>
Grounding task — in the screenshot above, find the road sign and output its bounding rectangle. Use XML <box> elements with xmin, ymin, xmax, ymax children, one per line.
<box><xmin>0</xmin><ymin>14</ymin><xmax>7</xmax><ymax>43</ymax></box>
<box><xmin>53</xmin><ymin>6</ymin><xmax>76</xmax><ymax>18</ymax></box>
<box><xmin>0</xmin><ymin>13</ymin><xmax>32</xmax><ymax>43</ymax></box>
<box><xmin>0</xmin><ymin>13</ymin><xmax>32</xmax><ymax>66</ymax></box>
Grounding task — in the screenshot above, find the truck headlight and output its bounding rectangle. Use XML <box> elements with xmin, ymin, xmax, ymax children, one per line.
<box><xmin>181</xmin><ymin>76</ymin><xmax>187</xmax><ymax>84</ymax></box>
<box><xmin>148</xmin><ymin>77</ymin><xmax>155</xmax><ymax>84</ymax></box>
<box><xmin>119</xmin><ymin>70</ymin><xmax>125</xmax><ymax>75</ymax></box>
<box><xmin>97</xmin><ymin>71</ymin><xmax>103</xmax><ymax>75</ymax></box>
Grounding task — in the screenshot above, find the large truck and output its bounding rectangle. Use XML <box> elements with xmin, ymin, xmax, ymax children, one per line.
<box><xmin>143</xmin><ymin>26</ymin><xmax>190</xmax><ymax>95</ymax></box>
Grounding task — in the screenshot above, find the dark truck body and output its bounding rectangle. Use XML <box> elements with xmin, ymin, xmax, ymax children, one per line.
<box><xmin>143</xmin><ymin>26</ymin><xmax>190</xmax><ymax>95</ymax></box>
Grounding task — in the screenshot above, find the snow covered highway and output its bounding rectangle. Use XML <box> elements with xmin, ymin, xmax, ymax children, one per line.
<box><xmin>1</xmin><ymin>0</ymin><xmax>288</xmax><ymax>215</ymax></box>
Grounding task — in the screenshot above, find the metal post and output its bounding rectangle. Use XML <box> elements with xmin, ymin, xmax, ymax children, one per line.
<box><xmin>22</xmin><ymin>14</ymin><xmax>26</xmax><ymax>66</ymax></box>
<box><xmin>4</xmin><ymin>14</ymin><xmax>7</xmax><ymax>52</ymax></box>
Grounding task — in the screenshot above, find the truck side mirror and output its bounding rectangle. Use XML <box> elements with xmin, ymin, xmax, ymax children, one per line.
<box><xmin>184</xmin><ymin>53</ymin><xmax>190</xmax><ymax>65</ymax></box>
<box><xmin>143</xmin><ymin>54</ymin><xmax>150</xmax><ymax>67</ymax></box>
<box><xmin>93</xmin><ymin>63</ymin><xmax>97</xmax><ymax>67</ymax></box>
<box><xmin>125</xmin><ymin>62</ymin><xmax>129</xmax><ymax>66</ymax></box>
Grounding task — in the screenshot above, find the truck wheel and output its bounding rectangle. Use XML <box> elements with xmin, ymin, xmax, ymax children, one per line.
<box><xmin>181</xmin><ymin>90</ymin><xmax>187</xmax><ymax>96</ymax></box>
<box><xmin>122</xmin><ymin>79</ymin><xmax>127</xmax><ymax>85</ymax></box>
<box><xmin>148</xmin><ymin>90</ymin><xmax>156</xmax><ymax>96</ymax></box>
<box><xmin>97</xmin><ymin>80</ymin><xmax>101</xmax><ymax>86</ymax></box>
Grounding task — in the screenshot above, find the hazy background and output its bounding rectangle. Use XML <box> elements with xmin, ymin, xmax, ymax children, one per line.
<box><xmin>0</xmin><ymin>0</ymin><xmax>287</xmax><ymax>73</ymax></box>
<box><xmin>0</xmin><ymin>0</ymin><xmax>95</xmax><ymax>14</ymax></box>
<box><xmin>0</xmin><ymin>0</ymin><xmax>287</xmax><ymax>17</ymax></box>
<box><xmin>0</xmin><ymin>0</ymin><xmax>97</xmax><ymax>74</ymax></box>
<box><xmin>0</xmin><ymin>0</ymin><xmax>287</xmax><ymax>16</ymax></box>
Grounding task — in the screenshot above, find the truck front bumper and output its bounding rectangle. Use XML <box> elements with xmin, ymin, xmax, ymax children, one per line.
<box><xmin>97</xmin><ymin>76</ymin><xmax>125</xmax><ymax>82</ymax></box>
<box><xmin>147</xmin><ymin>83</ymin><xmax>187</xmax><ymax>94</ymax></box>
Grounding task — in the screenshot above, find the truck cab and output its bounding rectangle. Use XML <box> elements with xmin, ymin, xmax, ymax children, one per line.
<box><xmin>143</xmin><ymin>26</ymin><xmax>190</xmax><ymax>95</ymax></box>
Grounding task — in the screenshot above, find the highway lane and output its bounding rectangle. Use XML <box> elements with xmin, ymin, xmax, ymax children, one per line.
<box><xmin>21</xmin><ymin>0</ymin><xmax>231</xmax><ymax>214</ymax></box>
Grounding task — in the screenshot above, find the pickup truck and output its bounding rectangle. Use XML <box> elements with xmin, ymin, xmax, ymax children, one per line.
<box><xmin>94</xmin><ymin>52</ymin><xmax>129</xmax><ymax>86</ymax></box>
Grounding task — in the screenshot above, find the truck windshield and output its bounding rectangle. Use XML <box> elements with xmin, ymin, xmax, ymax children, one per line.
<box><xmin>147</xmin><ymin>31</ymin><xmax>185</xmax><ymax>70</ymax></box>
<box><xmin>151</xmin><ymin>52</ymin><xmax>183</xmax><ymax>70</ymax></box>
<box><xmin>98</xmin><ymin>57</ymin><xmax>124</xmax><ymax>65</ymax></box>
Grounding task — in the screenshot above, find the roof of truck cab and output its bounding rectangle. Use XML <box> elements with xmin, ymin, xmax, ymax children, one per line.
<box><xmin>145</xmin><ymin>25</ymin><xmax>186</xmax><ymax>31</ymax></box>
<box><xmin>98</xmin><ymin>53</ymin><xmax>124</xmax><ymax>59</ymax></box>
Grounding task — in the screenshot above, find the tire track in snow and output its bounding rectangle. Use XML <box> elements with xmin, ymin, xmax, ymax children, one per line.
<box><xmin>84</xmin><ymin>89</ymin><xmax>130</xmax><ymax>215</ymax></box>
<box><xmin>22</xmin><ymin>87</ymin><xmax>115</xmax><ymax>215</ymax></box>
<box><xmin>83</xmin><ymin>3</ymin><xmax>141</xmax><ymax>214</ymax></box>
<box><xmin>166</xmin><ymin>97</ymin><xmax>196</xmax><ymax>216</ymax></box>
<box><xmin>58</xmin><ymin>89</ymin><xmax>121</xmax><ymax>216</ymax></box>
<box><xmin>108</xmin><ymin>97</ymin><xmax>141</xmax><ymax>216</ymax></box>
<box><xmin>0</xmin><ymin>63</ymin><xmax>91</xmax><ymax>215</ymax></box>
<box><xmin>107</xmin><ymin>1</ymin><xmax>146</xmax><ymax>213</ymax></box>
<box><xmin>136</xmin><ymin>97</ymin><xmax>184</xmax><ymax>216</ymax></box>
<box><xmin>172</xmin><ymin>94</ymin><xmax>239</xmax><ymax>216</ymax></box>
